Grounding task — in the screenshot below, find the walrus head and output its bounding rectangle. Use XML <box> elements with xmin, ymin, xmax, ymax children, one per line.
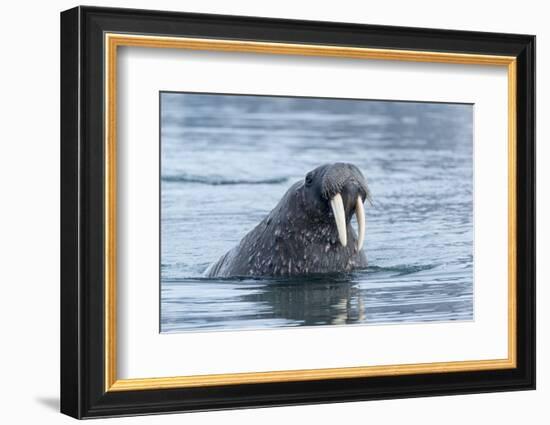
<box><xmin>302</xmin><ymin>163</ymin><xmax>370</xmax><ymax>250</ymax></box>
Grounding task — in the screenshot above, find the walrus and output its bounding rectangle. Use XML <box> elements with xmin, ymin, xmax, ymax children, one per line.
<box><xmin>205</xmin><ymin>163</ymin><xmax>370</xmax><ymax>277</ymax></box>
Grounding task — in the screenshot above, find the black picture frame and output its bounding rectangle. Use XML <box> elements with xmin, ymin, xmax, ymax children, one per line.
<box><xmin>60</xmin><ymin>5</ymin><xmax>535</xmax><ymax>419</ymax></box>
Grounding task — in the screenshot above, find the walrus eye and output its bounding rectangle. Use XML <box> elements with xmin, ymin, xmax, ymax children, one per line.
<box><xmin>305</xmin><ymin>173</ymin><xmax>313</xmax><ymax>186</ymax></box>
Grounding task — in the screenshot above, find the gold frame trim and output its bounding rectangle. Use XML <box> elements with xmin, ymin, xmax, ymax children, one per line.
<box><xmin>104</xmin><ymin>33</ymin><xmax>518</xmax><ymax>392</ymax></box>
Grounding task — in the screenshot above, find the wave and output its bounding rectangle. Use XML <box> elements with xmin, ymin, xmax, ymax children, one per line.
<box><xmin>362</xmin><ymin>264</ymin><xmax>437</xmax><ymax>276</ymax></box>
<box><xmin>161</xmin><ymin>263</ymin><xmax>439</xmax><ymax>283</ymax></box>
<box><xmin>162</xmin><ymin>173</ymin><xmax>288</xmax><ymax>186</ymax></box>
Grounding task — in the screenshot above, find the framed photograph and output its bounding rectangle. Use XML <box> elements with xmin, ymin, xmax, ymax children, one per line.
<box><xmin>60</xmin><ymin>6</ymin><xmax>535</xmax><ymax>419</ymax></box>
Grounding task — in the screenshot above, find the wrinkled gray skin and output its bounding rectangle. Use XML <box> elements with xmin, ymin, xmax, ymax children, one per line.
<box><xmin>205</xmin><ymin>163</ymin><xmax>370</xmax><ymax>277</ymax></box>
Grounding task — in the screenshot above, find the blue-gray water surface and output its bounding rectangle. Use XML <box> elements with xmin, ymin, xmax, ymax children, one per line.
<box><xmin>160</xmin><ymin>92</ymin><xmax>473</xmax><ymax>333</ymax></box>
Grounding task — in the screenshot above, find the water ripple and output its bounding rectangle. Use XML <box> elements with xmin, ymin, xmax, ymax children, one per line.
<box><xmin>162</xmin><ymin>173</ymin><xmax>288</xmax><ymax>185</ymax></box>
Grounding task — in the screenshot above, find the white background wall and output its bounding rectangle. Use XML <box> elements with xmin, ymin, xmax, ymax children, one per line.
<box><xmin>0</xmin><ymin>0</ymin><xmax>545</xmax><ymax>423</ymax></box>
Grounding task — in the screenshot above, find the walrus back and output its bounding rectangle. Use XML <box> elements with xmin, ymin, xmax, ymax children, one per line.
<box><xmin>204</xmin><ymin>247</ymin><xmax>239</xmax><ymax>277</ymax></box>
<box><xmin>204</xmin><ymin>183</ymin><xmax>299</xmax><ymax>278</ymax></box>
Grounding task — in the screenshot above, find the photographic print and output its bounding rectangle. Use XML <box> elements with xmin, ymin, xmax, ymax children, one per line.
<box><xmin>160</xmin><ymin>92</ymin><xmax>474</xmax><ymax>333</ymax></box>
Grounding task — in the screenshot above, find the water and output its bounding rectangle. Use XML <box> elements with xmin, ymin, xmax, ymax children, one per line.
<box><xmin>160</xmin><ymin>92</ymin><xmax>473</xmax><ymax>333</ymax></box>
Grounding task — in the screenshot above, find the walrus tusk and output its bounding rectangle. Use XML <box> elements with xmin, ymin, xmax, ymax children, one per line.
<box><xmin>356</xmin><ymin>195</ymin><xmax>365</xmax><ymax>251</ymax></box>
<box><xmin>330</xmin><ymin>193</ymin><xmax>347</xmax><ymax>247</ymax></box>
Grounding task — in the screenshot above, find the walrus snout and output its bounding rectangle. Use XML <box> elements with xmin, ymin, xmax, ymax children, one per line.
<box><xmin>320</xmin><ymin>163</ymin><xmax>369</xmax><ymax>201</ymax></box>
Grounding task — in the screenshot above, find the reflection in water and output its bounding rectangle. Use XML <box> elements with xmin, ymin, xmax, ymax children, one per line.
<box><xmin>161</xmin><ymin>267</ymin><xmax>472</xmax><ymax>333</ymax></box>
<box><xmin>240</xmin><ymin>275</ymin><xmax>365</xmax><ymax>327</ymax></box>
<box><xmin>162</xmin><ymin>275</ymin><xmax>362</xmax><ymax>332</ymax></box>
<box><xmin>160</xmin><ymin>93</ymin><xmax>474</xmax><ymax>333</ymax></box>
